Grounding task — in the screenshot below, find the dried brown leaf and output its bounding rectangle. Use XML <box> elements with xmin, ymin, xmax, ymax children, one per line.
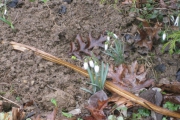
<box><xmin>164</xmin><ymin>95</ymin><xmax>180</xmax><ymax>104</ymax></box>
<box><xmin>108</xmin><ymin>94</ymin><xmax>133</xmax><ymax>108</ymax></box>
<box><xmin>69</xmin><ymin>33</ymin><xmax>107</xmax><ymax>59</ymax></box>
<box><xmin>108</xmin><ymin>61</ymin><xmax>154</xmax><ymax>92</ymax></box>
<box><xmin>135</xmin><ymin>21</ymin><xmax>162</xmax><ymax>50</ymax></box>
<box><xmin>85</xmin><ymin>90</ymin><xmax>108</xmax><ymax>120</ymax></box>
<box><xmin>157</xmin><ymin>82</ymin><xmax>180</xmax><ymax>94</ymax></box>
<box><xmin>32</xmin><ymin>115</ymin><xmax>42</xmax><ymax>120</ymax></box>
<box><xmin>85</xmin><ymin>100</ymin><xmax>108</xmax><ymax>120</ymax></box>
<box><xmin>88</xmin><ymin>90</ymin><xmax>108</xmax><ymax>108</ymax></box>
<box><xmin>46</xmin><ymin>108</ymin><xmax>57</xmax><ymax>120</ymax></box>
<box><xmin>23</xmin><ymin>100</ymin><xmax>34</xmax><ymax>109</ymax></box>
<box><xmin>137</xmin><ymin>64</ymin><xmax>145</xmax><ymax>74</ymax></box>
<box><xmin>139</xmin><ymin>89</ymin><xmax>163</xmax><ymax>106</ymax></box>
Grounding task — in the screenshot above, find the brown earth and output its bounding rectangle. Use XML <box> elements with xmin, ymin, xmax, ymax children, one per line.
<box><xmin>0</xmin><ymin>0</ymin><xmax>180</xmax><ymax>119</ymax></box>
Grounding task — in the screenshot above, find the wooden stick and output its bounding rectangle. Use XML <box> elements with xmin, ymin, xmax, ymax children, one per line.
<box><xmin>9</xmin><ymin>41</ymin><xmax>180</xmax><ymax>118</ymax></box>
<box><xmin>0</xmin><ymin>95</ymin><xmax>20</xmax><ymax>107</ymax></box>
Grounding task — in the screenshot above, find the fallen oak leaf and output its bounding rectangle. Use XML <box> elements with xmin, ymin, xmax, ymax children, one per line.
<box><xmin>134</xmin><ymin>19</ymin><xmax>162</xmax><ymax>50</ymax></box>
<box><xmin>139</xmin><ymin>89</ymin><xmax>163</xmax><ymax>120</ymax></box>
<box><xmin>86</xmin><ymin>33</ymin><xmax>107</xmax><ymax>49</ymax></box>
<box><xmin>164</xmin><ymin>95</ymin><xmax>180</xmax><ymax>104</ymax></box>
<box><xmin>156</xmin><ymin>82</ymin><xmax>180</xmax><ymax>94</ymax></box>
<box><xmin>135</xmin><ymin>29</ymin><xmax>153</xmax><ymax>50</ymax></box>
<box><xmin>142</xmin><ymin>20</ymin><xmax>162</xmax><ymax>40</ymax></box>
<box><xmin>69</xmin><ymin>33</ymin><xmax>107</xmax><ymax>59</ymax></box>
<box><xmin>85</xmin><ymin>90</ymin><xmax>108</xmax><ymax>120</ymax></box>
<box><xmin>85</xmin><ymin>100</ymin><xmax>108</xmax><ymax>120</ymax></box>
<box><xmin>108</xmin><ymin>61</ymin><xmax>154</xmax><ymax>93</ymax></box>
<box><xmin>69</xmin><ymin>35</ymin><xmax>90</xmax><ymax>59</ymax></box>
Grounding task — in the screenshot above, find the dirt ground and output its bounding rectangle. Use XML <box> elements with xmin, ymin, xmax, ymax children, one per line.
<box><xmin>0</xmin><ymin>0</ymin><xmax>180</xmax><ymax>119</ymax></box>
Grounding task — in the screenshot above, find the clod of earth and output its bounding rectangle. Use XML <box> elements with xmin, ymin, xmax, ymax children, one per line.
<box><xmin>59</xmin><ymin>5</ymin><xmax>67</xmax><ymax>14</ymax></box>
<box><xmin>7</xmin><ymin>0</ymin><xmax>18</xmax><ymax>8</ymax></box>
<box><xmin>154</xmin><ymin>64</ymin><xmax>166</xmax><ymax>73</ymax></box>
<box><xmin>69</xmin><ymin>33</ymin><xmax>107</xmax><ymax>59</ymax></box>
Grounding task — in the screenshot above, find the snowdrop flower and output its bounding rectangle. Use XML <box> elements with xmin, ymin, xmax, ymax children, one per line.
<box><xmin>107</xmin><ymin>36</ymin><xmax>110</xmax><ymax>41</ymax></box>
<box><xmin>94</xmin><ymin>65</ymin><xmax>99</xmax><ymax>73</ymax></box>
<box><xmin>83</xmin><ymin>62</ymin><xmax>88</xmax><ymax>70</ymax></box>
<box><xmin>89</xmin><ymin>60</ymin><xmax>94</xmax><ymax>68</ymax></box>
<box><xmin>174</xmin><ymin>15</ymin><xmax>179</xmax><ymax>26</ymax></box>
<box><xmin>162</xmin><ymin>31</ymin><xmax>166</xmax><ymax>41</ymax></box>
<box><xmin>113</xmin><ymin>34</ymin><xmax>118</xmax><ymax>39</ymax></box>
<box><xmin>105</xmin><ymin>43</ymin><xmax>108</xmax><ymax>51</ymax></box>
<box><xmin>170</xmin><ymin>15</ymin><xmax>174</xmax><ymax>22</ymax></box>
<box><xmin>4</xmin><ymin>9</ymin><xmax>7</xmax><ymax>15</ymax></box>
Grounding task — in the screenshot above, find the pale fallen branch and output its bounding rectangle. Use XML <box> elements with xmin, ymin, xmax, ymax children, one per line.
<box><xmin>0</xmin><ymin>95</ymin><xmax>20</xmax><ymax>107</ymax></box>
<box><xmin>9</xmin><ymin>41</ymin><xmax>180</xmax><ymax>118</ymax></box>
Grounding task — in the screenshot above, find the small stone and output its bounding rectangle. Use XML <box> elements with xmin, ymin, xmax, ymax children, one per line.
<box><xmin>58</xmin><ymin>5</ymin><xmax>67</xmax><ymax>14</ymax></box>
<box><xmin>31</xmin><ymin>81</ymin><xmax>35</xmax><ymax>85</ymax></box>
<box><xmin>23</xmin><ymin>80</ymin><xmax>28</xmax><ymax>84</ymax></box>
<box><xmin>7</xmin><ymin>0</ymin><xmax>18</xmax><ymax>8</ymax></box>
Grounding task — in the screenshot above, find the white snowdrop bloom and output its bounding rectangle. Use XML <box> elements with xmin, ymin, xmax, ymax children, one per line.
<box><xmin>4</xmin><ymin>9</ymin><xmax>7</xmax><ymax>15</ymax></box>
<box><xmin>113</xmin><ymin>34</ymin><xmax>118</xmax><ymax>39</ymax></box>
<box><xmin>162</xmin><ymin>31</ymin><xmax>166</xmax><ymax>41</ymax></box>
<box><xmin>152</xmin><ymin>87</ymin><xmax>161</xmax><ymax>92</ymax></box>
<box><xmin>107</xmin><ymin>36</ymin><xmax>110</xmax><ymax>41</ymax></box>
<box><xmin>105</xmin><ymin>44</ymin><xmax>108</xmax><ymax>50</ymax></box>
<box><xmin>170</xmin><ymin>15</ymin><xmax>174</xmax><ymax>22</ymax></box>
<box><xmin>174</xmin><ymin>16</ymin><xmax>179</xmax><ymax>26</ymax></box>
<box><xmin>89</xmin><ymin>60</ymin><xmax>94</xmax><ymax>68</ymax></box>
<box><xmin>83</xmin><ymin>62</ymin><xmax>88</xmax><ymax>70</ymax></box>
<box><xmin>94</xmin><ymin>65</ymin><xmax>99</xmax><ymax>73</ymax></box>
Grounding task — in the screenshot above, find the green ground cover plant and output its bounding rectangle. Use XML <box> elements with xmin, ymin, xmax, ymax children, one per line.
<box><xmin>0</xmin><ymin>0</ymin><xmax>14</xmax><ymax>29</ymax></box>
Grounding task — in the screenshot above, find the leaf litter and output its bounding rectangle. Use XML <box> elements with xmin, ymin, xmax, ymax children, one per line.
<box><xmin>4</xmin><ymin>41</ymin><xmax>180</xmax><ymax>119</ymax></box>
<box><xmin>1</xmin><ymin>0</ymin><xmax>180</xmax><ymax>119</ymax></box>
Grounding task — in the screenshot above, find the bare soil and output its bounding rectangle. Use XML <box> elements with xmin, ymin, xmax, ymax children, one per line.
<box><xmin>0</xmin><ymin>0</ymin><xmax>180</xmax><ymax>119</ymax></box>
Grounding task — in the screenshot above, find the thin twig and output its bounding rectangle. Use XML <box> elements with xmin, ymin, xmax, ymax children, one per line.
<box><xmin>0</xmin><ymin>95</ymin><xmax>20</xmax><ymax>107</ymax></box>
